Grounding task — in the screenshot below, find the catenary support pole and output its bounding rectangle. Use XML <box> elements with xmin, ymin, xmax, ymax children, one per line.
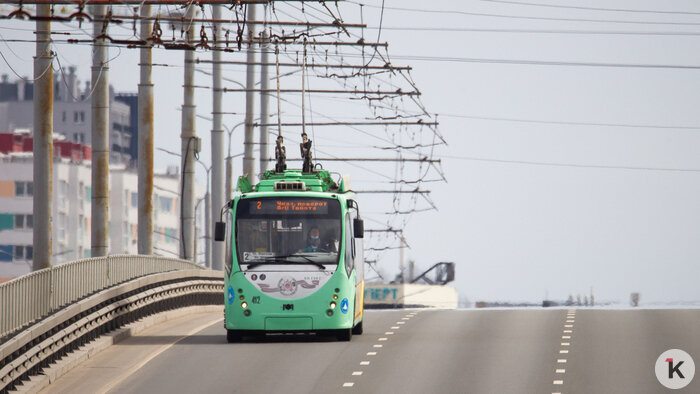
<box><xmin>180</xmin><ymin>5</ymin><xmax>197</xmax><ymax>262</ymax></box>
<box><xmin>242</xmin><ymin>4</ymin><xmax>257</xmax><ymax>183</ymax></box>
<box><xmin>259</xmin><ymin>29</ymin><xmax>270</xmax><ymax>173</ymax></box>
<box><xmin>32</xmin><ymin>4</ymin><xmax>53</xmax><ymax>271</ymax></box>
<box><xmin>210</xmin><ymin>3</ymin><xmax>225</xmax><ymax>270</ymax></box>
<box><xmin>138</xmin><ymin>4</ymin><xmax>154</xmax><ymax>255</ymax></box>
<box><xmin>91</xmin><ymin>4</ymin><xmax>110</xmax><ymax>257</ymax></box>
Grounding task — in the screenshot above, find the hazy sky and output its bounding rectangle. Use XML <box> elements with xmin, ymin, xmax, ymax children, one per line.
<box><xmin>1</xmin><ymin>0</ymin><xmax>699</xmax><ymax>304</ymax></box>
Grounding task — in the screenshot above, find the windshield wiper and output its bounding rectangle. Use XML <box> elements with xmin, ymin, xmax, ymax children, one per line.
<box><xmin>245</xmin><ymin>255</ymin><xmax>326</xmax><ymax>270</ymax></box>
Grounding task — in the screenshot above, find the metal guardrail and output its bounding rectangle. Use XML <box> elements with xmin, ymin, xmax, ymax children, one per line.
<box><xmin>0</xmin><ymin>269</ymin><xmax>223</xmax><ymax>393</ymax></box>
<box><xmin>0</xmin><ymin>255</ymin><xmax>203</xmax><ymax>340</ymax></box>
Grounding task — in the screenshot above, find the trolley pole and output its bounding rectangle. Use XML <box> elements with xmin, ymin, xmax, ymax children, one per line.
<box><xmin>180</xmin><ymin>5</ymin><xmax>197</xmax><ymax>261</ymax></box>
<box><xmin>259</xmin><ymin>29</ymin><xmax>270</xmax><ymax>173</ymax></box>
<box><xmin>91</xmin><ymin>4</ymin><xmax>110</xmax><ymax>257</ymax></box>
<box><xmin>32</xmin><ymin>3</ymin><xmax>53</xmax><ymax>271</ymax></box>
<box><xmin>242</xmin><ymin>4</ymin><xmax>257</xmax><ymax>183</ymax></box>
<box><xmin>210</xmin><ymin>4</ymin><xmax>225</xmax><ymax>270</ymax></box>
<box><xmin>138</xmin><ymin>4</ymin><xmax>154</xmax><ymax>255</ymax></box>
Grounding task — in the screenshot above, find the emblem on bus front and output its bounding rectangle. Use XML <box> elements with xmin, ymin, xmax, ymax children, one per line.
<box><xmin>341</xmin><ymin>298</ymin><xmax>349</xmax><ymax>314</ymax></box>
<box><xmin>278</xmin><ymin>277</ymin><xmax>298</xmax><ymax>296</ymax></box>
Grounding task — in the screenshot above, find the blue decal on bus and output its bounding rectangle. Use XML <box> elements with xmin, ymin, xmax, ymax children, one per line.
<box><xmin>340</xmin><ymin>298</ymin><xmax>349</xmax><ymax>314</ymax></box>
<box><xmin>227</xmin><ymin>286</ymin><xmax>235</xmax><ymax>304</ymax></box>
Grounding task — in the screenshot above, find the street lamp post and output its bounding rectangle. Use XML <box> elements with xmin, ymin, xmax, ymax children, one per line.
<box><xmin>195</xmin><ymin>160</ymin><xmax>212</xmax><ymax>268</ymax></box>
<box><xmin>223</xmin><ymin>121</ymin><xmax>245</xmax><ymax>202</ymax></box>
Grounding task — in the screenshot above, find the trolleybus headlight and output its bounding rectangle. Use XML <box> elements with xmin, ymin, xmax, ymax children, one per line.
<box><xmin>330</xmin><ymin>302</ymin><xmax>336</xmax><ymax>309</ymax></box>
<box><xmin>332</xmin><ymin>294</ymin><xmax>338</xmax><ymax>300</ymax></box>
<box><xmin>241</xmin><ymin>302</ymin><xmax>248</xmax><ymax>309</ymax></box>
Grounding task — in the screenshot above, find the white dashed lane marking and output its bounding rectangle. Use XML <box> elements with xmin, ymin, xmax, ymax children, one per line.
<box><xmin>556</xmin><ymin>369</ymin><xmax>565</xmax><ymax>374</ymax></box>
<box><xmin>385</xmin><ymin>332</ymin><xmax>394</xmax><ymax>335</ymax></box>
<box><xmin>378</xmin><ymin>337</ymin><xmax>388</xmax><ymax>341</ymax></box>
<box><xmin>367</xmin><ymin>352</ymin><xmax>377</xmax><ymax>356</ymax></box>
<box><xmin>557</xmin><ymin>359</ymin><xmax>567</xmax><ymax>363</ymax></box>
<box><xmin>391</xmin><ymin>326</ymin><xmax>400</xmax><ymax>329</ymax></box>
<box><xmin>373</xmin><ymin>344</ymin><xmax>383</xmax><ymax>348</ymax></box>
<box><xmin>560</xmin><ymin>350</ymin><xmax>569</xmax><ymax>354</ymax></box>
<box><xmin>360</xmin><ymin>361</ymin><xmax>370</xmax><ymax>366</ymax></box>
<box><xmin>352</xmin><ymin>371</ymin><xmax>363</xmax><ymax>376</ymax></box>
<box><xmin>553</xmin><ymin>380</ymin><xmax>564</xmax><ymax>385</ymax></box>
<box><xmin>343</xmin><ymin>382</ymin><xmax>354</xmax><ymax>387</ymax></box>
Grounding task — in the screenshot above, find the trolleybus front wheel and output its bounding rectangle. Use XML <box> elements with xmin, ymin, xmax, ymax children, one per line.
<box><xmin>352</xmin><ymin>320</ymin><xmax>363</xmax><ymax>335</ymax></box>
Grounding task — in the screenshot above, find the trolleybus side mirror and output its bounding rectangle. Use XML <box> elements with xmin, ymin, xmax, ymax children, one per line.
<box><xmin>214</xmin><ymin>222</ymin><xmax>226</xmax><ymax>242</ymax></box>
<box><xmin>353</xmin><ymin>218</ymin><xmax>364</xmax><ymax>239</ymax></box>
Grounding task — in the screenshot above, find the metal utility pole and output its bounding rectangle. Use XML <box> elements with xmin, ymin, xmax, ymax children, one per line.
<box><xmin>204</xmin><ymin>190</ymin><xmax>211</xmax><ymax>267</ymax></box>
<box><xmin>32</xmin><ymin>3</ymin><xmax>53</xmax><ymax>271</ymax></box>
<box><xmin>210</xmin><ymin>4</ymin><xmax>224</xmax><ymax>270</ymax></box>
<box><xmin>259</xmin><ymin>29</ymin><xmax>270</xmax><ymax>173</ymax></box>
<box><xmin>242</xmin><ymin>4</ymin><xmax>257</xmax><ymax>183</ymax></box>
<box><xmin>138</xmin><ymin>4</ymin><xmax>154</xmax><ymax>255</ymax></box>
<box><xmin>180</xmin><ymin>5</ymin><xmax>197</xmax><ymax>262</ymax></box>
<box><xmin>91</xmin><ymin>4</ymin><xmax>110</xmax><ymax>258</ymax></box>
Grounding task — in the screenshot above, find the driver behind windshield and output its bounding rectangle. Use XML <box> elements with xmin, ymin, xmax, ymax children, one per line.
<box><xmin>300</xmin><ymin>226</ymin><xmax>321</xmax><ymax>252</ymax></box>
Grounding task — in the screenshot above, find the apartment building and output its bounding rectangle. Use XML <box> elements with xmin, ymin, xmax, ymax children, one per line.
<box><xmin>0</xmin><ymin>132</ymin><xmax>202</xmax><ymax>280</ymax></box>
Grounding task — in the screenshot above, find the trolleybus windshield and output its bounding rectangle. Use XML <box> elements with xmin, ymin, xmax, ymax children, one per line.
<box><xmin>235</xmin><ymin>197</ymin><xmax>342</xmax><ymax>269</ymax></box>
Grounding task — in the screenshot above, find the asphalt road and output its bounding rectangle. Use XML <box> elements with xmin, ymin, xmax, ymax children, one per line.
<box><xmin>40</xmin><ymin>308</ymin><xmax>700</xmax><ymax>394</ymax></box>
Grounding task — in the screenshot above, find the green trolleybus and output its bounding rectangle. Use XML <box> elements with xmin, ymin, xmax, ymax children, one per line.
<box><xmin>214</xmin><ymin>169</ymin><xmax>365</xmax><ymax>342</ymax></box>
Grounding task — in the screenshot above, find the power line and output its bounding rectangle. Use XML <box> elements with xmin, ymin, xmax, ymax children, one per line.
<box><xmin>438</xmin><ymin>114</ymin><xmax>700</xmax><ymax>130</ymax></box>
<box><xmin>347</xmin><ymin>1</ymin><xmax>700</xmax><ymax>27</ymax></box>
<box><xmin>480</xmin><ymin>0</ymin><xmax>700</xmax><ymax>17</ymax></box>
<box><xmin>367</xmin><ymin>55</ymin><xmax>700</xmax><ymax>70</ymax></box>
<box><xmin>366</xmin><ymin>26</ymin><xmax>700</xmax><ymax>36</ymax></box>
<box><xmin>445</xmin><ymin>155</ymin><xmax>700</xmax><ymax>172</ymax></box>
